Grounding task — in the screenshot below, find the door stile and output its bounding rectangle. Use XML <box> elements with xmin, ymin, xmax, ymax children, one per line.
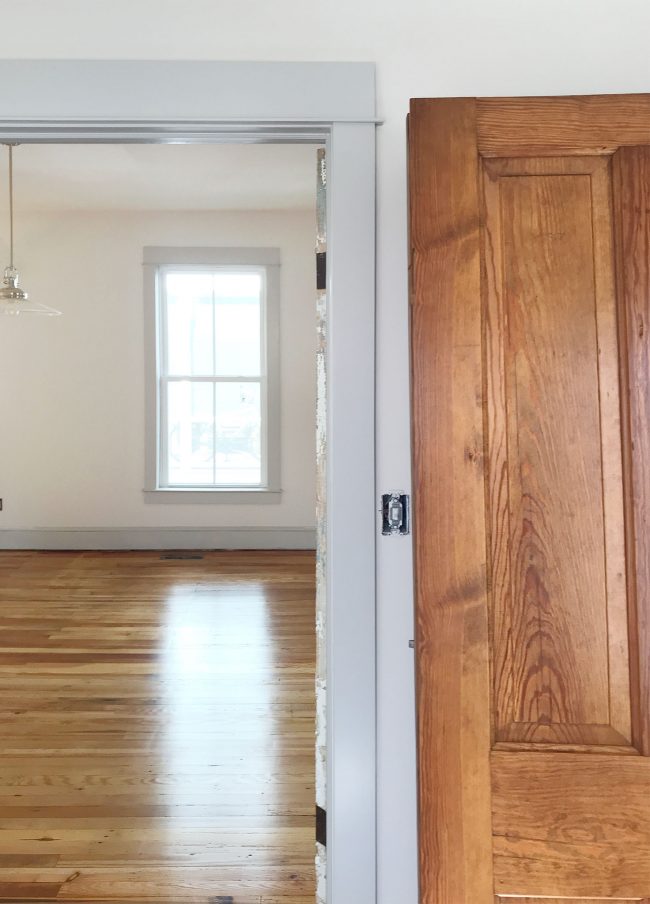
<box><xmin>409</xmin><ymin>97</ymin><xmax>494</xmax><ymax>904</ymax></box>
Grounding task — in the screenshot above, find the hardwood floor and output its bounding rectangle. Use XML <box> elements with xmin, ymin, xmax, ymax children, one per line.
<box><xmin>0</xmin><ymin>550</ymin><xmax>316</xmax><ymax>903</ymax></box>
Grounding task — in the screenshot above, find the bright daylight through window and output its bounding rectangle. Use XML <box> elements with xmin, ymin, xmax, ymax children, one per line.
<box><xmin>156</xmin><ymin>264</ymin><xmax>273</xmax><ymax>490</ymax></box>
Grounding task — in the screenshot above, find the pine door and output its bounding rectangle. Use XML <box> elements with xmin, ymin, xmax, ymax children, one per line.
<box><xmin>409</xmin><ymin>95</ymin><xmax>650</xmax><ymax>903</ymax></box>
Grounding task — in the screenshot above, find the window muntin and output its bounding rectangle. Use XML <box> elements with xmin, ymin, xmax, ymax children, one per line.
<box><xmin>157</xmin><ymin>266</ymin><xmax>268</xmax><ymax>489</ymax></box>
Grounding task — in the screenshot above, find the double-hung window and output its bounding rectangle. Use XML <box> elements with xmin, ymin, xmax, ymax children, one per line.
<box><xmin>144</xmin><ymin>248</ymin><xmax>281</xmax><ymax>501</ymax></box>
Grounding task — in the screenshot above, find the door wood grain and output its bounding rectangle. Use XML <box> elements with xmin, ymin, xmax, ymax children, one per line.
<box><xmin>409</xmin><ymin>97</ymin><xmax>494</xmax><ymax>902</ymax></box>
<box><xmin>612</xmin><ymin>146</ymin><xmax>650</xmax><ymax>758</ymax></box>
<box><xmin>496</xmin><ymin>899</ymin><xmax>648</xmax><ymax>904</ymax></box>
<box><xmin>493</xmin><ymin>751</ymin><xmax>650</xmax><ymax>897</ymax></box>
<box><xmin>477</xmin><ymin>94</ymin><xmax>650</xmax><ymax>156</ymax></box>
<box><xmin>410</xmin><ymin>94</ymin><xmax>650</xmax><ymax>903</ymax></box>
<box><xmin>482</xmin><ymin>155</ymin><xmax>630</xmax><ymax>749</ymax></box>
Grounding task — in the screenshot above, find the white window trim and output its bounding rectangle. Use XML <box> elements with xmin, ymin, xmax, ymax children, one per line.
<box><xmin>143</xmin><ymin>246</ymin><xmax>282</xmax><ymax>503</ymax></box>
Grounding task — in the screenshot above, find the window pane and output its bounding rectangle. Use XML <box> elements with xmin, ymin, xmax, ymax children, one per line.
<box><xmin>167</xmin><ymin>381</ymin><xmax>215</xmax><ymax>485</ymax></box>
<box><xmin>213</xmin><ymin>273</ymin><xmax>262</xmax><ymax>376</ymax></box>
<box><xmin>165</xmin><ymin>273</ymin><xmax>214</xmax><ymax>376</ymax></box>
<box><xmin>215</xmin><ymin>382</ymin><xmax>262</xmax><ymax>485</ymax></box>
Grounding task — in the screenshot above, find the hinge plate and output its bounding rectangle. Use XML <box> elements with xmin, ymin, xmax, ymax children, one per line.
<box><xmin>316</xmin><ymin>805</ymin><xmax>326</xmax><ymax>847</ymax></box>
<box><xmin>381</xmin><ymin>492</ymin><xmax>410</xmax><ymax>536</ymax></box>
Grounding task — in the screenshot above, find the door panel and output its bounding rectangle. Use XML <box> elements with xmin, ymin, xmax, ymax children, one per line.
<box><xmin>410</xmin><ymin>96</ymin><xmax>650</xmax><ymax>902</ymax></box>
<box><xmin>482</xmin><ymin>155</ymin><xmax>631</xmax><ymax>748</ymax></box>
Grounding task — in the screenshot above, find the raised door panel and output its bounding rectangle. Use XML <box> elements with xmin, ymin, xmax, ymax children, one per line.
<box><xmin>481</xmin><ymin>155</ymin><xmax>632</xmax><ymax>749</ymax></box>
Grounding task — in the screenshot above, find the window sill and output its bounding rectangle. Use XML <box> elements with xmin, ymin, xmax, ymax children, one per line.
<box><xmin>143</xmin><ymin>488</ymin><xmax>282</xmax><ymax>505</ymax></box>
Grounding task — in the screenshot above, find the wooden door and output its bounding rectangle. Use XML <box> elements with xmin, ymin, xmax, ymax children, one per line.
<box><xmin>409</xmin><ymin>95</ymin><xmax>650</xmax><ymax>903</ymax></box>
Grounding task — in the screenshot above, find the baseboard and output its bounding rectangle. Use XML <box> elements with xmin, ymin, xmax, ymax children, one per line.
<box><xmin>0</xmin><ymin>527</ymin><xmax>317</xmax><ymax>551</ymax></box>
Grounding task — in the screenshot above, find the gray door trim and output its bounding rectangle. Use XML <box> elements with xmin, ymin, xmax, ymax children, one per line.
<box><xmin>0</xmin><ymin>59</ymin><xmax>377</xmax><ymax>904</ymax></box>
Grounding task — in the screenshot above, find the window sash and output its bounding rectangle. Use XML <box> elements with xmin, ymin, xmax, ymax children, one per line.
<box><xmin>156</xmin><ymin>265</ymin><xmax>269</xmax><ymax>490</ymax></box>
<box><xmin>159</xmin><ymin>264</ymin><xmax>267</xmax><ymax>380</ymax></box>
<box><xmin>158</xmin><ymin>375</ymin><xmax>268</xmax><ymax>489</ymax></box>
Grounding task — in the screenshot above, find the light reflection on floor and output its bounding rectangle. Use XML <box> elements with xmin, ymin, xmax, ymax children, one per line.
<box><xmin>0</xmin><ymin>549</ymin><xmax>316</xmax><ymax>900</ymax></box>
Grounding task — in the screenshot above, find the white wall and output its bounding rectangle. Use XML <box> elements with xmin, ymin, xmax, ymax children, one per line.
<box><xmin>3</xmin><ymin>0</ymin><xmax>650</xmax><ymax>899</ymax></box>
<box><xmin>0</xmin><ymin>208</ymin><xmax>317</xmax><ymax>531</ymax></box>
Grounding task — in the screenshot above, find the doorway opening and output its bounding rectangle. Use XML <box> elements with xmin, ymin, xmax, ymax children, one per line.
<box><xmin>0</xmin><ymin>140</ymin><xmax>324</xmax><ymax>902</ymax></box>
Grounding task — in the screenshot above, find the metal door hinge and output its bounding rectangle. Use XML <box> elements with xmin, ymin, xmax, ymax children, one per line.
<box><xmin>381</xmin><ymin>492</ymin><xmax>410</xmax><ymax>536</ymax></box>
<box><xmin>316</xmin><ymin>805</ymin><xmax>326</xmax><ymax>847</ymax></box>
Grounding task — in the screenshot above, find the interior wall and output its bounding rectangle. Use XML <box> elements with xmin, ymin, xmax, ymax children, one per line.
<box><xmin>2</xmin><ymin>0</ymin><xmax>647</xmax><ymax>899</ymax></box>
<box><xmin>0</xmin><ymin>207</ymin><xmax>317</xmax><ymax>534</ymax></box>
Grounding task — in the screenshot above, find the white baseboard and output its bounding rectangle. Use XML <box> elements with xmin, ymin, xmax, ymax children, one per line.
<box><xmin>0</xmin><ymin>527</ymin><xmax>317</xmax><ymax>551</ymax></box>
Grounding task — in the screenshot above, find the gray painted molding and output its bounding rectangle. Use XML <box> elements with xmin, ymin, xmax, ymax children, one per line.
<box><xmin>0</xmin><ymin>60</ymin><xmax>377</xmax><ymax>127</ymax></box>
<box><xmin>0</xmin><ymin>527</ymin><xmax>316</xmax><ymax>551</ymax></box>
<box><xmin>143</xmin><ymin>490</ymin><xmax>282</xmax><ymax>504</ymax></box>
<box><xmin>143</xmin><ymin>247</ymin><xmax>282</xmax><ymax>266</ymax></box>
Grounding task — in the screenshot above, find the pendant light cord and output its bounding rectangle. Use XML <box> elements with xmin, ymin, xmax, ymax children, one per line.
<box><xmin>8</xmin><ymin>144</ymin><xmax>13</xmax><ymax>270</ymax></box>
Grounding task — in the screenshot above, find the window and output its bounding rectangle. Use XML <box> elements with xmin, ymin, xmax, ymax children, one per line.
<box><xmin>144</xmin><ymin>248</ymin><xmax>281</xmax><ymax>502</ymax></box>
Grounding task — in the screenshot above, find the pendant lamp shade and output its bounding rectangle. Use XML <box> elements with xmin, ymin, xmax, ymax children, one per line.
<box><xmin>0</xmin><ymin>145</ymin><xmax>61</xmax><ymax>316</ymax></box>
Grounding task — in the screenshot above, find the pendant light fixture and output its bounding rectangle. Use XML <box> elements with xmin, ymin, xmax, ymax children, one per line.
<box><xmin>0</xmin><ymin>144</ymin><xmax>61</xmax><ymax>316</ymax></box>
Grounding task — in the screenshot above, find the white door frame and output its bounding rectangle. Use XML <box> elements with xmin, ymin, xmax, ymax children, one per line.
<box><xmin>0</xmin><ymin>60</ymin><xmax>377</xmax><ymax>904</ymax></box>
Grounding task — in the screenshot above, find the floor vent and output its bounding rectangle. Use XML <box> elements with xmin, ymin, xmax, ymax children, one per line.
<box><xmin>160</xmin><ymin>553</ymin><xmax>205</xmax><ymax>560</ymax></box>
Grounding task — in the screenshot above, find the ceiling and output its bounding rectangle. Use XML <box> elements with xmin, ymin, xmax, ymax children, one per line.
<box><xmin>4</xmin><ymin>143</ymin><xmax>319</xmax><ymax>212</ymax></box>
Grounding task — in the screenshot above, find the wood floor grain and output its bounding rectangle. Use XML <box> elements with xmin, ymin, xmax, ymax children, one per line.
<box><xmin>0</xmin><ymin>550</ymin><xmax>316</xmax><ymax>902</ymax></box>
